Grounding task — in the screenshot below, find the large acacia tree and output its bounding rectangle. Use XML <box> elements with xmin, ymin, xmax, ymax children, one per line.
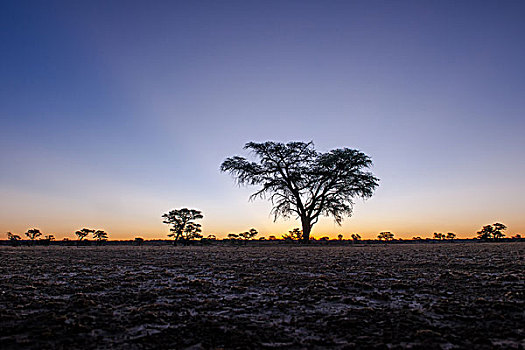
<box><xmin>221</xmin><ymin>141</ymin><xmax>379</xmax><ymax>242</ymax></box>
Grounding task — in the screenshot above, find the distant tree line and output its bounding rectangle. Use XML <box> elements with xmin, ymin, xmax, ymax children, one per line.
<box><xmin>5</xmin><ymin>228</ymin><xmax>109</xmax><ymax>246</ymax></box>
<box><xmin>5</xmin><ymin>221</ymin><xmax>522</xmax><ymax>246</ymax></box>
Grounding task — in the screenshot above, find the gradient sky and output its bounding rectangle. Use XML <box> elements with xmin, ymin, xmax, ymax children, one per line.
<box><xmin>1</xmin><ymin>1</ymin><xmax>524</xmax><ymax>240</ymax></box>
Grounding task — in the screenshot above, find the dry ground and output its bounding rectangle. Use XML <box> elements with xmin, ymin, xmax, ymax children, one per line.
<box><xmin>0</xmin><ymin>243</ymin><xmax>524</xmax><ymax>349</ymax></box>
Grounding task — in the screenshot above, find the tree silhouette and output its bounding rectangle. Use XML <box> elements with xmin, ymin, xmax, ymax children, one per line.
<box><xmin>162</xmin><ymin>208</ymin><xmax>203</xmax><ymax>244</ymax></box>
<box><xmin>239</xmin><ymin>228</ymin><xmax>258</xmax><ymax>240</ymax></box>
<box><xmin>477</xmin><ymin>223</ymin><xmax>507</xmax><ymax>241</ymax></box>
<box><xmin>6</xmin><ymin>232</ymin><xmax>22</xmax><ymax>246</ymax></box>
<box><xmin>378</xmin><ymin>231</ymin><xmax>394</xmax><ymax>241</ymax></box>
<box><xmin>134</xmin><ymin>237</ymin><xmax>144</xmax><ymax>246</ymax></box>
<box><xmin>75</xmin><ymin>228</ymin><xmax>94</xmax><ymax>241</ymax></box>
<box><xmin>93</xmin><ymin>230</ymin><xmax>108</xmax><ymax>244</ymax></box>
<box><xmin>433</xmin><ymin>232</ymin><xmax>446</xmax><ymax>240</ymax></box>
<box><xmin>337</xmin><ymin>234</ymin><xmax>343</xmax><ymax>241</ymax></box>
<box><xmin>25</xmin><ymin>228</ymin><xmax>42</xmax><ymax>243</ymax></box>
<box><xmin>446</xmin><ymin>232</ymin><xmax>456</xmax><ymax>240</ymax></box>
<box><xmin>282</xmin><ymin>228</ymin><xmax>303</xmax><ymax>241</ymax></box>
<box><xmin>221</xmin><ymin>141</ymin><xmax>379</xmax><ymax>242</ymax></box>
<box><xmin>351</xmin><ymin>233</ymin><xmax>361</xmax><ymax>241</ymax></box>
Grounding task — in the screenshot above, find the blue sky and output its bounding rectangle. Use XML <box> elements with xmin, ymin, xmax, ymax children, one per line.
<box><xmin>1</xmin><ymin>1</ymin><xmax>524</xmax><ymax>239</ymax></box>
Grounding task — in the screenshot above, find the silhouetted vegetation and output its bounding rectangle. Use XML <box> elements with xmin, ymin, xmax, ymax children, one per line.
<box><xmin>6</xmin><ymin>232</ymin><xmax>21</xmax><ymax>246</ymax></box>
<box><xmin>2</xmin><ymin>222</ymin><xmax>520</xmax><ymax>246</ymax></box>
<box><xmin>93</xmin><ymin>230</ymin><xmax>108</xmax><ymax>244</ymax></box>
<box><xmin>183</xmin><ymin>222</ymin><xmax>203</xmax><ymax>241</ymax></box>
<box><xmin>433</xmin><ymin>232</ymin><xmax>445</xmax><ymax>240</ymax></box>
<box><xmin>25</xmin><ymin>228</ymin><xmax>42</xmax><ymax>243</ymax></box>
<box><xmin>477</xmin><ymin>223</ymin><xmax>507</xmax><ymax>241</ymax></box>
<box><xmin>221</xmin><ymin>141</ymin><xmax>379</xmax><ymax>242</ymax></box>
<box><xmin>378</xmin><ymin>231</ymin><xmax>394</xmax><ymax>241</ymax></box>
<box><xmin>351</xmin><ymin>233</ymin><xmax>361</xmax><ymax>242</ymax></box>
<box><xmin>282</xmin><ymin>228</ymin><xmax>303</xmax><ymax>241</ymax></box>
<box><xmin>239</xmin><ymin>228</ymin><xmax>258</xmax><ymax>240</ymax></box>
<box><xmin>75</xmin><ymin>228</ymin><xmax>94</xmax><ymax>242</ymax></box>
<box><xmin>162</xmin><ymin>208</ymin><xmax>204</xmax><ymax>245</ymax></box>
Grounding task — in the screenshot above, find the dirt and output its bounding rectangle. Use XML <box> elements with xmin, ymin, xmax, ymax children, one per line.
<box><xmin>0</xmin><ymin>243</ymin><xmax>523</xmax><ymax>349</ymax></box>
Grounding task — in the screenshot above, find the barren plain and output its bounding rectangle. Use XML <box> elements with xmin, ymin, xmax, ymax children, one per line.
<box><xmin>0</xmin><ymin>243</ymin><xmax>523</xmax><ymax>349</ymax></box>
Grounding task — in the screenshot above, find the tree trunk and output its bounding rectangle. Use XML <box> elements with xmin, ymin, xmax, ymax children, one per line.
<box><xmin>301</xmin><ymin>219</ymin><xmax>312</xmax><ymax>243</ymax></box>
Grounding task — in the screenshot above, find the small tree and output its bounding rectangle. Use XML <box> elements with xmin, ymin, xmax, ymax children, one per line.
<box><xmin>282</xmin><ymin>228</ymin><xmax>303</xmax><ymax>241</ymax></box>
<box><xmin>25</xmin><ymin>228</ymin><xmax>42</xmax><ymax>242</ymax></box>
<box><xmin>228</xmin><ymin>233</ymin><xmax>239</xmax><ymax>240</ymax></box>
<box><xmin>351</xmin><ymin>233</ymin><xmax>361</xmax><ymax>241</ymax></box>
<box><xmin>446</xmin><ymin>232</ymin><xmax>456</xmax><ymax>240</ymax></box>
<box><xmin>134</xmin><ymin>237</ymin><xmax>144</xmax><ymax>246</ymax></box>
<box><xmin>7</xmin><ymin>232</ymin><xmax>21</xmax><ymax>240</ymax></box>
<box><xmin>239</xmin><ymin>228</ymin><xmax>258</xmax><ymax>240</ymax></box>
<box><xmin>75</xmin><ymin>228</ymin><xmax>94</xmax><ymax>241</ymax></box>
<box><xmin>433</xmin><ymin>232</ymin><xmax>445</xmax><ymax>240</ymax></box>
<box><xmin>162</xmin><ymin>208</ymin><xmax>203</xmax><ymax>244</ymax></box>
<box><xmin>6</xmin><ymin>232</ymin><xmax>22</xmax><ymax>246</ymax></box>
<box><xmin>378</xmin><ymin>231</ymin><xmax>394</xmax><ymax>241</ymax></box>
<box><xmin>93</xmin><ymin>230</ymin><xmax>108</xmax><ymax>244</ymax></box>
<box><xmin>44</xmin><ymin>235</ymin><xmax>55</xmax><ymax>241</ymax></box>
<box><xmin>337</xmin><ymin>234</ymin><xmax>343</xmax><ymax>241</ymax></box>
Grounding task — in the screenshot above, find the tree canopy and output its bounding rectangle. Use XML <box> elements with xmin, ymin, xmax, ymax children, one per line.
<box><xmin>477</xmin><ymin>223</ymin><xmax>507</xmax><ymax>240</ymax></box>
<box><xmin>239</xmin><ymin>228</ymin><xmax>258</xmax><ymax>240</ymax></box>
<box><xmin>75</xmin><ymin>228</ymin><xmax>94</xmax><ymax>241</ymax></box>
<box><xmin>93</xmin><ymin>230</ymin><xmax>108</xmax><ymax>242</ymax></box>
<box><xmin>378</xmin><ymin>231</ymin><xmax>394</xmax><ymax>241</ymax></box>
<box><xmin>25</xmin><ymin>228</ymin><xmax>42</xmax><ymax>241</ymax></box>
<box><xmin>162</xmin><ymin>208</ymin><xmax>204</xmax><ymax>244</ymax></box>
<box><xmin>221</xmin><ymin>141</ymin><xmax>379</xmax><ymax>241</ymax></box>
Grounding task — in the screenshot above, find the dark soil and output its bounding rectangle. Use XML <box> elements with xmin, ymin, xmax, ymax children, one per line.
<box><xmin>0</xmin><ymin>243</ymin><xmax>523</xmax><ymax>349</ymax></box>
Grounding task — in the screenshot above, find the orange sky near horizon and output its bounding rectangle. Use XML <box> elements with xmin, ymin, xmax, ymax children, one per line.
<box><xmin>1</xmin><ymin>173</ymin><xmax>524</xmax><ymax>241</ymax></box>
